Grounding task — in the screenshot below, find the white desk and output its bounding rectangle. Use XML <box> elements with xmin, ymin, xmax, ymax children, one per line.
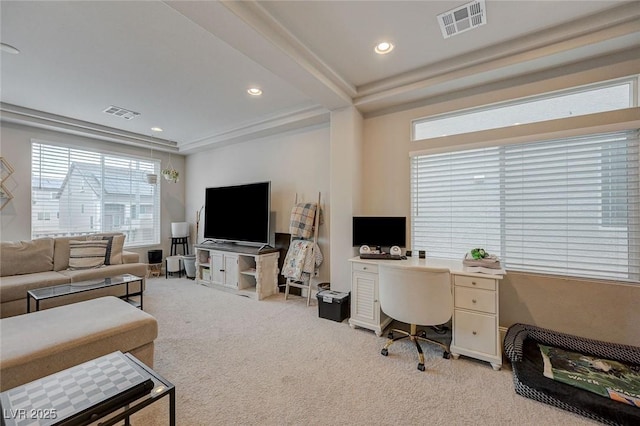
<box><xmin>348</xmin><ymin>256</ymin><xmax>503</xmax><ymax>370</ymax></box>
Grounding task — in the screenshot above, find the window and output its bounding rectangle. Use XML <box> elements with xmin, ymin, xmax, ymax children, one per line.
<box><xmin>411</xmin><ymin>130</ymin><xmax>640</xmax><ymax>281</ymax></box>
<box><xmin>31</xmin><ymin>141</ymin><xmax>161</xmax><ymax>247</ymax></box>
<box><xmin>412</xmin><ymin>78</ymin><xmax>634</xmax><ymax>141</ymax></box>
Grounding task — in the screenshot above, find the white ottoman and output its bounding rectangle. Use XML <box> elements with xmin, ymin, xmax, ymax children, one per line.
<box><xmin>0</xmin><ymin>296</ymin><xmax>157</xmax><ymax>391</ymax></box>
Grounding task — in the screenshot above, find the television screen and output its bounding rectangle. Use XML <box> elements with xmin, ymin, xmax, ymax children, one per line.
<box><xmin>204</xmin><ymin>182</ymin><xmax>271</xmax><ymax>244</ymax></box>
<box><xmin>352</xmin><ymin>216</ymin><xmax>406</xmax><ymax>248</ymax></box>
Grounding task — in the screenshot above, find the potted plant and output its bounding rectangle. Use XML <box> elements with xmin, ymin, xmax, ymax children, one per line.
<box><xmin>162</xmin><ymin>167</ymin><xmax>179</xmax><ymax>183</ymax></box>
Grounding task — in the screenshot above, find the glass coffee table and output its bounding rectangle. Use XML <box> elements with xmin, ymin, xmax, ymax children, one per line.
<box><xmin>27</xmin><ymin>274</ymin><xmax>144</xmax><ymax>313</ymax></box>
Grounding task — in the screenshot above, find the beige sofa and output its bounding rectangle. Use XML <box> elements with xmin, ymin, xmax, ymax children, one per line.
<box><xmin>0</xmin><ymin>233</ymin><xmax>148</xmax><ymax>318</ymax></box>
<box><xmin>0</xmin><ymin>296</ymin><xmax>158</xmax><ymax>391</ymax></box>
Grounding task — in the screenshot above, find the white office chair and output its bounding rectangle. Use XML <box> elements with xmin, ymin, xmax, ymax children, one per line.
<box><xmin>378</xmin><ymin>264</ymin><xmax>452</xmax><ymax>371</ymax></box>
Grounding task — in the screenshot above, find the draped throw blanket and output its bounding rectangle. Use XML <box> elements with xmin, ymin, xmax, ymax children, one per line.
<box><xmin>282</xmin><ymin>239</ymin><xmax>323</xmax><ymax>283</ymax></box>
<box><xmin>289</xmin><ymin>203</ymin><xmax>324</xmax><ymax>239</ymax></box>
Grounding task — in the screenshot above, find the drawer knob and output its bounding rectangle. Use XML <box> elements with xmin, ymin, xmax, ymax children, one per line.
<box><xmin>472</xmin><ymin>331</ymin><xmax>477</xmax><ymax>335</ymax></box>
<box><xmin>363</xmin><ymin>267</ymin><xmax>367</xmax><ymax>270</ymax></box>
<box><xmin>472</xmin><ymin>299</ymin><xmax>477</xmax><ymax>303</ymax></box>
<box><xmin>472</xmin><ymin>281</ymin><xmax>477</xmax><ymax>285</ymax></box>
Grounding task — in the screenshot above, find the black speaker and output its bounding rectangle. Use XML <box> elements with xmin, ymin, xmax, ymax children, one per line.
<box><xmin>148</xmin><ymin>249</ymin><xmax>162</xmax><ymax>264</ymax></box>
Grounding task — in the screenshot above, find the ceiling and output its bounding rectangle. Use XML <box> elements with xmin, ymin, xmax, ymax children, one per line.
<box><xmin>1</xmin><ymin>1</ymin><xmax>638</xmax><ymax>154</ymax></box>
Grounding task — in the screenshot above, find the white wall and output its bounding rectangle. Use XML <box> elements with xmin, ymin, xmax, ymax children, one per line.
<box><xmin>185</xmin><ymin>124</ymin><xmax>331</xmax><ymax>285</ymax></box>
<box><xmin>0</xmin><ymin>122</ymin><xmax>186</xmax><ymax>260</ymax></box>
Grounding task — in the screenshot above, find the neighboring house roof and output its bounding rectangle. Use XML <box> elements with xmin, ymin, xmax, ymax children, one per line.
<box><xmin>55</xmin><ymin>162</ymin><xmax>154</xmax><ymax>199</ymax></box>
<box><xmin>32</xmin><ymin>176</ymin><xmax>64</xmax><ymax>191</ymax></box>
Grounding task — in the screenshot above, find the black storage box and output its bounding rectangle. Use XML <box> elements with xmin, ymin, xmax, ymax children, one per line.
<box><xmin>316</xmin><ymin>290</ymin><xmax>350</xmax><ymax>322</ymax></box>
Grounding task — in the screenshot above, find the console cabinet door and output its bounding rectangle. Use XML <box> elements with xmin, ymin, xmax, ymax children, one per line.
<box><xmin>209</xmin><ymin>252</ymin><xmax>225</xmax><ymax>286</ymax></box>
<box><xmin>223</xmin><ymin>254</ymin><xmax>239</xmax><ymax>288</ymax></box>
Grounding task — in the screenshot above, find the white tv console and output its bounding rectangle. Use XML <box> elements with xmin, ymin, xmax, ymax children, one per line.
<box><xmin>194</xmin><ymin>243</ymin><xmax>280</xmax><ymax>300</ymax></box>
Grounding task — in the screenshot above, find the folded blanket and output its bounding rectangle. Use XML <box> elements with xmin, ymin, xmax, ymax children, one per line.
<box><xmin>289</xmin><ymin>203</ymin><xmax>324</xmax><ymax>239</ymax></box>
<box><xmin>282</xmin><ymin>239</ymin><xmax>323</xmax><ymax>282</ymax></box>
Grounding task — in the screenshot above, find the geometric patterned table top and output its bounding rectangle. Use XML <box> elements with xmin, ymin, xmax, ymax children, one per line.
<box><xmin>0</xmin><ymin>351</ymin><xmax>154</xmax><ymax>426</ymax></box>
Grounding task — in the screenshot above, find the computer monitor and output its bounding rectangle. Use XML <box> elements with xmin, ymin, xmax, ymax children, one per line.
<box><xmin>352</xmin><ymin>216</ymin><xmax>407</xmax><ymax>249</ymax></box>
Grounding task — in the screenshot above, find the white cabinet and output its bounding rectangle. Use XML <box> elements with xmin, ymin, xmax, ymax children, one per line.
<box><xmin>208</xmin><ymin>252</ymin><xmax>239</xmax><ymax>288</ymax></box>
<box><xmin>450</xmin><ymin>274</ymin><xmax>502</xmax><ymax>370</ymax></box>
<box><xmin>195</xmin><ymin>244</ymin><xmax>279</xmax><ymax>300</ymax></box>
<box><xmin>349</xmin><ymin>261</ymin><xmax>392</xmax><ymax>336</ymax></box>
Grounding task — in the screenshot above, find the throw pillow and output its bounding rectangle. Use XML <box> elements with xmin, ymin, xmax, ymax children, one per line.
<box><xmin>68</xmin><ymin>240</ymin><xmax>108</xmax><ymax>270</ymax></box>
<box><xmin>109</xmin><ymin>234</ymin><xmax>125</xmax><ymax>265</ymax></box>
<box><xmin>87</xmin><ymin>235</ymin><xmax>114</xmax><ymax>265</ymax></box>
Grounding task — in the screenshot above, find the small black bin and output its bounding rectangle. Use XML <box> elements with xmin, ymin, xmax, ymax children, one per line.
<box><xmin>148</xmin><ymin>249</ymin><xmax>162</xmax><ymax>264</ymax></box>
<box><xmin>316</xmin><ymin>290</ymin><xmax>350</xmax><ymax>322</ymax></box>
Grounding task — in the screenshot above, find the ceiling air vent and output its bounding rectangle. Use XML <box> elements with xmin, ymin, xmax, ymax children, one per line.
<box><xmin>437</xmin><ymin>0</ymin><xmax>486</xmax><ymax>39</ymax></box>
<box><xmin>103</xmin><ymin>105</ymin><xmax>141</xmax><ymax>120</ymax></box>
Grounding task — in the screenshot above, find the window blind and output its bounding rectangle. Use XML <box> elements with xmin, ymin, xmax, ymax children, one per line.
<box><xmin>31</xmin><ymin>141</ymin><xmax>161</xmax><ymax>247</ymax></box>
<box><xmin>411</xmin><ymin>130</ymin><xmax>640</xmax><ymax>281</ymax></box>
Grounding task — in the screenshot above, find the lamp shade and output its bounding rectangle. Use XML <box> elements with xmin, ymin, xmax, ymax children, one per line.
<box><xmin>171</xmin><ymin>222</ymin><xmax>189</xmax><ymax>237</ymax></box>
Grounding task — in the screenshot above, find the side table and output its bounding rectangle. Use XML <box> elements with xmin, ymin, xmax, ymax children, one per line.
<box><xmin>148</xmin><ymin>263</ymin><xmax>163</xmax><ymax>278</ymax></box>
<box><xmin>0</xmin><ymin>351</ymin><xmax>175</xmax><ymax>425</ymax></box>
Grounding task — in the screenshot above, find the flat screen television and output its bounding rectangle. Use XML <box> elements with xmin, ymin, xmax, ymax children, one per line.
<box><xmin>352</xmin><ymin>216</ymin><xmax>407</xmax><ymax>248</ymax></box>
<box><xmin>204</xmin><ymin>182</ymin><xmax>271</xmax><ymax>245</ymax></box>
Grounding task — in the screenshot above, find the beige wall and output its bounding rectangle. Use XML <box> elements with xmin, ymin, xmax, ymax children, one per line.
<box><xmin>0</xmin><ymin>122</ymin><xmax>186</xmax><ymax>260</ymax></box>
<box><xmin>361</xmin><ymin>53</ymin><xmax>640</xmax><ymax>346</ymax></box>
<box><xmin>185</xmin><ymin>124</ymin><xmax>331</xmax><ymax>286</ymax></box>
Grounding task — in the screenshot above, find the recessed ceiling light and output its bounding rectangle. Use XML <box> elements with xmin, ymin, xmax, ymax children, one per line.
<box><xmin>1</xmin><ymin>43</ymin><xmax>20</xmax><ymax>54</ymax></box>
<box><xmin>374</xmin><ymin>42</ymin><xmax>394</xmax><ymax>55</ymax></box>
<box><xmin>151</xmin><ymin>127</ymin><xmax>163</xmax><ymax>132</ymax></box>
<box><xmin>247</xmin><ymin>87</ymin><xmax>262</xmax><ymax>96</ymax></box>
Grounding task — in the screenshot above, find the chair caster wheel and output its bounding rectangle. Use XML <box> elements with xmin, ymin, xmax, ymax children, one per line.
<box><xmin>381</xmin><ymin>348</ymin><xmax>388</xmax><ymax>356</ymax></box>
<box><xmin>419</xmin><ymin>330</ymin><xmax>427</xmax><ymax>338</ymax></box>
<box><xmin>443</xmin><ymin>351</ymin><xmax>451</xmax><ymax>359</ymax></box>
<box><xmin>417</xmin><ymin>363</ymin><xmax>425</xmax><ymax>371</ymax></box>
<box><xmin>387</xmin><ymin>332</ymin><xmax>394</xmax><ymax>339</ymax></box>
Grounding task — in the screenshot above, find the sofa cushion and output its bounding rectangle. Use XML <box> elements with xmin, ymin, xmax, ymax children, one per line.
<box><xmin>54</xmin><ymin>233</ymin><xmax>125</xmax><ymax>271</ymax></box>
<box><xmin>0</xmin><ymin>238</ymin><xmax>54</xmax><ymax>277</ymax></box>
<box><xmin>0</xmin><ymin>271</ymin><xmax>71</xmax><ymax>303</ymax></box>
<box><xmin>68</xmin><ymin>240</ymin><xmax>109</xmax><ymax>270</ymax></box>
<box><xmin>0</xmin><ymin>296</ymin><xmax>158</xmax><ymax>391</ymax></box>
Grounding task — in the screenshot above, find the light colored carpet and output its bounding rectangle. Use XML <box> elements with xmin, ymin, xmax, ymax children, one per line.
<box><xmin>132</xmin><ymin>277</ymin><xmax>596</xmax><ymax>425</ymax></box>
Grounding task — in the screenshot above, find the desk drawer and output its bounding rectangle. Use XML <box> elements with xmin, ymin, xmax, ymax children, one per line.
<box><xmin>454</xmin><ymin>287</ymin><xmax>496</xmax><ymax>314</ymax></box>
<box><xmin>455</xmin><ymin>275</ymin><xmax>496</xmax><ymax>291</ymax></box>
<box><xmin>352</xmin><ymin>262</ymin><xmax>378</xmax><ymax>274</ymax></box>
<box><xmin>454</xmin><ymin>311</ymin><xmax>497</xmax><ymax>356</ymax></box>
